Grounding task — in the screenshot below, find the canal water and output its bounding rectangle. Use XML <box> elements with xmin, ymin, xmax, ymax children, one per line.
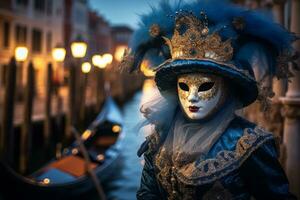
<box><xmin>104</xmin><ymin>80</ymin><xmax>158</xmax><ymax>200</ymax></box>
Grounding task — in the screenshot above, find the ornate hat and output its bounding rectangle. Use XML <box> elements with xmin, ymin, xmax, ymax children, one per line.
<box><xmin>121</xmin><ymin>1</ymin><xmax>298</xmax><ymax>109</ymax></box>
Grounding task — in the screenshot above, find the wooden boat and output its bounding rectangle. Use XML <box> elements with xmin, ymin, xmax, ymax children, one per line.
<box><xmin>0</xmin><ymin>96</ymin><xmax>124</xmax><ymax>200</ymax></box>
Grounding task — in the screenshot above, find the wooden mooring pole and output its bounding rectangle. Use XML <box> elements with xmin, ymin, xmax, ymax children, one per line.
<box><xmin>44</xmin><ymin>63</ymin><xmax>53</xmax><ymax>150</ymax></box>
<box><xmin>1</xmin><ymin>58</ymin><xmax>17</xmax><ymax>164</ymax></box>
<box><xmin>20</xmin><ymin>61</ymin><xmax>35</xmax><ymax>174</ymax></box>
<box><xmin>96</xmin><ymin>68</ymin><xmax>104</xmax><ymax>112</ymax></box>
<box><xmin>79</xmin><ymin>73</ymin><xmax>87</xmax><ymax>126</ymax></box>
<box><xmin>65</xmin><ymin>63</ymin><xmax>76</xmax><ymax>143</ymax></box>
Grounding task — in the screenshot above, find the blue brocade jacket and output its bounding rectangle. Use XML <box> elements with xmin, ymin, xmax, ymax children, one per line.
<box><xmin>136</xmin><ymin>116</ymin><xmax>296</xmax><ymax>200</ymax></box>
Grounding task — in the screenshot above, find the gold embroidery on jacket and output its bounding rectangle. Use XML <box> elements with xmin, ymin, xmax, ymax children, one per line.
<box><xmin>154</xmin><ymin>126</ymin><xmax>273</xmax><ymax>199</ymax></box>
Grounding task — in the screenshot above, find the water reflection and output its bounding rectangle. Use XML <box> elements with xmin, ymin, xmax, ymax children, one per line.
<box><xmin>105</xmin><ymin>79</ymin><xmax>156</xmax><ymax>200</ymax></box>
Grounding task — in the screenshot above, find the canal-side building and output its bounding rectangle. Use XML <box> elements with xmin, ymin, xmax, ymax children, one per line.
<box><xmin>0</xmin><ymin>0</ymin><xmax>65</xmax><ymax>97</ymax></box>
<box><xmin>88</xmin><ymin>10</ymin><xmax>112</xmax><ymax>57</ymax></box>
<box><xmin>109</xmin><ymin>26</ymin><xmax>144</xmax><ymax>101</ymax></box>
<box><xmin>63</xmin><ymin>0</ymin><xmax>89</xmax><ymax>65</ymax></box>
<box><xmin>234</xmin><ymin>1</ymin><xmax>300</xmax><ymax>197</ymax></box>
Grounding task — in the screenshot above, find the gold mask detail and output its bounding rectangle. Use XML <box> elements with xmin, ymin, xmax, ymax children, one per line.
<box><xmin>177</xmin><ymin>73</ymin><xmax>224</xmax><ymax>120</ymax></box>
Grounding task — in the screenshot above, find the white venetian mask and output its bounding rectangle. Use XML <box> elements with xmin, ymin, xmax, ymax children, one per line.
<box><xmin>177</xmin><ymin>73</ymin><xmax>226</xmax><ymax>120</ymax></box>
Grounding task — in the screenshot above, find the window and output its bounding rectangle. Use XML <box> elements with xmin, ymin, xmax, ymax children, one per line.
<box><xmin>34</xmin><ymin>0</ymin><xmax>45</xmax><ymax>12</ymax></box>
<box><xmin>3</xmin><ymin>21</ymin><xmax>10</xmax><ymax>48</ymax></box>
<box><xmin>46</xmin><ymin>0</ymin><xmax>53</xmax><ymax>16</ymax></box>
<box><xmin>46</xmin><ymin>32</ymin><xmax>52</xmax><ymax>53</ymax></box>
<box><xmin>16</xmin><ymin>0</ymin><xmax>28</xmax><ymax>6</ymax></box>
<box><xmin>32</xmin><ymin>29</ymin><xmax>42</xmax><ymax>53</ymax></box>
<box><xmin>15</xmin><ymin>24</ymin><xmax>27</xmax><ymax>46</ymax></box>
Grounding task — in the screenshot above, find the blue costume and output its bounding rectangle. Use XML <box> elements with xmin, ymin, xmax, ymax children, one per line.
<box><xmin>120</xmin><ymin>1</ymin><xmax>297</xmax><ymax>199</ymax></box>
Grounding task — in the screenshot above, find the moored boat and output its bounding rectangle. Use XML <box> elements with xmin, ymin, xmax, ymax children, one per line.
<box><xmin>0</xmin><ymin>96</ymin><xmax>124</xmax><ymax>200</ymax></box>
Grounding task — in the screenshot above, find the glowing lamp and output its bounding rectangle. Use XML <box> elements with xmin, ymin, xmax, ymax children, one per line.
<box><xmin>52</xmin><ymin>46</ymin><xmax>66</xmax><ymax>62</ymax></box>
<box><xmin>15</xmin><ymin>46</ymin><xmax>28</xmax><ymax>62</ymax></box>
<box><xmin>92</xmin><ymin>55</ymin><xmax>101</xmax><ymax>66</ymax></box>
<box><xmin>71</xmin><ymin>36</ymin><xmax>87</xmax><ymax>58</ymax></box>
<box><xmin>81</xmin><ymin>130</ymin><xmax>92</xmax><ymax>140</ymax></box>
<box><xmin>43</xmin><ymin>178</ymin><xmax>50</xmax><ymax>184</ymax></box>
<box><xmin>81</xmin><ymin>62</ymin><xmax>91</xmax><ymax>73</ymax></box>
<box><xmin>114</xmin><ymin>45</ymin><xmax>127</xmax><ymax>62</ymax></box>
<box><xmin>102</xmin><ymin>53</ymin><xmax>113</xmax><ymax>65</ymax></box>
<box><xmin>112</xmin><ymin>125</ymin><xmax>122</xmax><ymax>133</ymax></box>
<box><xmin>92</xmin><ymin>55</ymin><xmax>107</xmax><ymax>69</ymax></box>
<box><xmin>97</xmin><ymin>154</ymin><xmax>105</xmax><ymax>161</ymax></box>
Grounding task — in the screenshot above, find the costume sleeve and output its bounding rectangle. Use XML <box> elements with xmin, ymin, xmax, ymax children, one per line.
<box><xmin>136</xmin><ymin>151</ymin><xmax>162</xmax><ymax>200</ymax></box>
<box><xmin>240</xmin><ymin>139</ymin><xmax>296</xmax><ymax>200</ymax></box>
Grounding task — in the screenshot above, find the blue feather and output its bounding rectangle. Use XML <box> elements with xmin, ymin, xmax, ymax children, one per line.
<box><xmin>128</xmin><ymin>0</ymin><xmax>296</xmax><ymax>77</ymax></box>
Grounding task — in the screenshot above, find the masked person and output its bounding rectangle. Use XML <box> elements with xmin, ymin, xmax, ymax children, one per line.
<box><xmin>121</xmin><ymin>1</ymin><xmax>298</xmax><ymax>200</ymax></box>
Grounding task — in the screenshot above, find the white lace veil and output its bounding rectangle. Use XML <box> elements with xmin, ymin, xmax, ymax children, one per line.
<box><xmin>165</xmin><ymin>100</ymin><xmax>237</xmax><ymax>166</ymax></box>
<box><xmin>139</xmin><ymin>87</ymin><xmax>240</xmax><ymax>166</ymax></box>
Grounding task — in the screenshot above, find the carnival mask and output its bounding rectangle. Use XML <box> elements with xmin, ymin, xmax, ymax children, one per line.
<box><xmin>177</xmin><ymin>73</ymin><xmax>226</xmax><ymax>120</ymax></box>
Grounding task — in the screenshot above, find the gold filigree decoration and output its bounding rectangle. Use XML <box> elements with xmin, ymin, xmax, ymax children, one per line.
<box><xmin>163</xmin><ymin>13</ymin><xmax>233</xmax><ymax>62</ymax></box>
<box><xmin>154</xmin><ymin>126</ymin><xmax>273</xmax><ymax>189</ymax></box>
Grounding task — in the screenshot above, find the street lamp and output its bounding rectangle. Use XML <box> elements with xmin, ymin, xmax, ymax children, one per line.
<box><xmin>71</xmin><ymin>36</ymin><xmax>87</xmax><ymax>58</ymax></box>
<box><xmin>80</xmin><ymin>61</ymin><xmax>91</xmax><ymax>125</ymax></box>
<box><xmin>14</xmin><ymin>46</ymin><xmax>29</xmax><ymax>99</ymax></box>
<box><xmin>15</xmin><ymin>46</ymin><xmax>28</xmax><ymax>62</ymax></box>
<box><xmin>52</xmin><ymin>44</ymin><xmax>66</xmax><ymax>147</ymax></box>
<box><xmin>114</xmin><ymin>45</ymin><xmax>127</xmax><ymax>62</ymax></box>
<box><xmin>52</xmin><ymin>45</ymin><xmax>66</xmax><ymax>62</ymax></box>
<box><xmin>52</xmin><ymin>44</ymin><xmax>66</xmax><ymax>92</ymax></box>
<box><xmin>92</xmin><ymin>55</ymin><xmax>107</xmax><ymax>69</ymax></box>
<box><xmin>92</xmin><ymin>55</ymin><xmax>101</xmax><ymax>66</ymax></box>
<box><xmin>102</xmin><ymin>53</ymin><xmax>113</xmax><ymax>65</ymax></box>
<box><xmin>81</xmin><ymin>62</ymin><xmax>91</xmax><ymax>74</ymax></box>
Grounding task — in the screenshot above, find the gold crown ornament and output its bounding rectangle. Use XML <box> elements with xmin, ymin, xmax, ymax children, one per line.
<box><xmin>162</xmin><ymin>13</ymin><xmax>234</xmax><ymax>63</ymax></box>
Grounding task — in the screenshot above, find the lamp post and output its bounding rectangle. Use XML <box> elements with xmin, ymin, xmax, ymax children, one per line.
<box><xmin>52</xmin><ymin>44</ymin><xmax>66</xmax><ymax>155</ymax></box>
<box><xmin>79</xmin><ymin>62</ymin><xmax>91</xmax><ymax>124</ymax></box>
<box><xmin>92</xmin><ymin>54</ymin><xmax>108</xmax><ymax>111</ymax></box>
<box><xmin>15</xmin><ymin>46</ymin><xmax>28</xmax><ymax>100</ymax></box>
<box><xmin>68</xmin><ymin>35</ymin><xmax>87</xmax><ymax>133</ymax></box>
<box><xmin>71</xmin><ymin>36</ymin><xmax>87</xmax><ymax>59</ymax></box>
<box><xmin>52</xmin><ymin>44</ymin><xmax>66</xmax><ymax>93</ymax></box>
<box><xmin>15</xmin><ymin>46</ymin><xmax>34</xmax><ymax>174</ymax></box>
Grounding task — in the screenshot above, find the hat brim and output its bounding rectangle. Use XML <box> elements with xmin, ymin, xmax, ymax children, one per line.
<box><xmin>154</xmin><ymin>59</ymin><xmax>258</xmax><ymax>107</ymax></box>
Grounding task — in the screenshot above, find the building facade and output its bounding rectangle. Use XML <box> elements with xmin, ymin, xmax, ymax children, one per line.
<box><xmin>0</xmin><ymin>0</ymin><xmax>64</xmax><ymax>96</ymax></box>
<box><xmin>64</xmin><ymin>0</ymin><xmax>89</xmax><ymax>63</ymax></box>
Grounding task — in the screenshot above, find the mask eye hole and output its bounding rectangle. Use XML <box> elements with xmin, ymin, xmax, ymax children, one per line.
<box><xmin>178</xmin><ymin>82</ymin><xmax>189</xmax><ymax>91</ymax></box>
<box><xmin>198</xmin><ymin>82</ymin><xmax>214</xmax><ymax>92</ymax></box>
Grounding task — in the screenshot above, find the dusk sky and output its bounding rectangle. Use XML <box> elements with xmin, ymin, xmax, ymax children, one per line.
<box><xmin>89</xmin><ymin>0</ymin><xmax>183</xmax><ymax>29</ymax></box>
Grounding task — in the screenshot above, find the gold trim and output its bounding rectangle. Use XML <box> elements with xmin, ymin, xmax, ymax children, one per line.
<box><xmin>154</xmin><ymin>126</ymin><xmax>274</xmax><ymax>190</ymax></box>
<box><xmin>163</xmin><ymin>14</ymin><xmax>233</xmax><ymax>63</ymax></box>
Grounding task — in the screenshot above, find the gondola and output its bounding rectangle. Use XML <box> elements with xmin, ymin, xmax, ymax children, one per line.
<box><xmin>0</xmin><ymin>96</ymin><xmax>124</xmax><ymax>200</ymax></box>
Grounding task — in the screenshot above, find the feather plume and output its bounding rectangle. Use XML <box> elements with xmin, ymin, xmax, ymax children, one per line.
<box><xmin>124</xmin><ymin>0</ymin><xmax>297</xmax><ymax>79</ymax></box>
